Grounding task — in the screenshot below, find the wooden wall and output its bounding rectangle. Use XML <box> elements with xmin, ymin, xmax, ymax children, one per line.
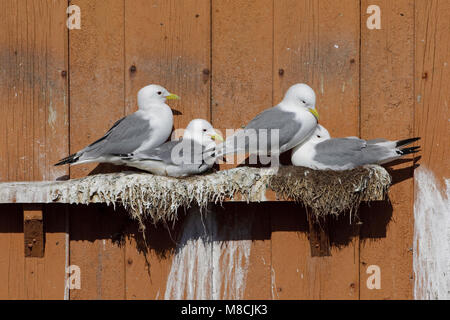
<box><xmin>0</xmin><ymin>0</ymin><xmax>448</xmax><ymax>299</ymax></box>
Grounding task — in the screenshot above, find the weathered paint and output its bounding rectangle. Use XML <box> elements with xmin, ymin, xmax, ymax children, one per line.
<box><xmin>413</xmin><ymin>167</ymin><xmax>450</xmax><ymax>299</ymax></box>
<box><xmin>164</xmin><ymin>207</ymin><xmax>252</xmax><ymax>299</ymax></box>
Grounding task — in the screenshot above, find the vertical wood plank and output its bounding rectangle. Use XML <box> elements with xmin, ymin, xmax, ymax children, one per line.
<box><xmin>68</xmin><ymin>0</ymin><xmax>127</xmax><ymax>300</ymax></box>
<box><xmin>124</xmin><ymin>0</ymin><xmax>210</xmax><ymax>128</ymax></box>
<box><xmin>0</xmin><ymin>205</ymin><xmax>25</xmax><ymax>299</ymax></box>
<box><xmin>0</xmin><ymin>0</ymin><xmax>68</xmax><ymax>299</ymax></box>
<box><xmin>212</xmin><ymin>0</ymin><xmax>273</xmax><ymax>140</ymax></box>
<box><xmin>415</xmin><ymin>0</ymin><xmax>450</xmax><ymax>184</ymax></box>
<box><xmin>124</xmin><ymin>0</ymin><xmax>211</xmax><ymax>299</ymax></box>
<box><xmin>413</xmin><ymin>0</ymin><xmax>450</xmax><ymax>299</ymax></box>
<box><xmin>360</xmin><ymin>0</ymin><xmax>415</xmax><ymax>299</ymax></box>
<box><xmin>0</xmin><ymin>204</ymin><xmax>67</xmax><ymax>300</ymax></box>
<box><xmin>69</xmin><ymin>204</ymin><xmax>128</xmax><ymax>299</ymax></box>
<box><xmin>272</xmin><ymin>0</ymin><xmax>360</xmax><ymax>299</ymax></box>
<box><xmin>41</xmin><ymin>204</ymin><xmax>68</xmax><ymax>299</ymax></box>
<box><xmin>0</xmin><ymin>0</ymin><xmax>69</xmax><ymax>182</ymax></box>
<box><xmin>214</xmin><ymin>204</ymin><xmax>272</xmax><ymax>299</ymax></box>
<box><xmin>211</xmin><ymin>0</ymin><xmax>274</xmax><ymax>299</ymax></box>
<box><xmin>23</xmin><ymin>204</ymin><xmax>67</xmax><ymax>299</ymax></box>
<box><xmin>124</xmin><ymin>219</ymin><xmax>178</xmax><ymax>300</ymax></box>
<box><xmin>69</xmin><ymin>0</ymin><xmax>125</xmax><ymax>178</ymax></box>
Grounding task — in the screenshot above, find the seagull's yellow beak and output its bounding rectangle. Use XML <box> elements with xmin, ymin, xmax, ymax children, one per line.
<box><xmin>166</xmin><ymin>93</ymin><xmax>180</xmax><ymax>100</ymax></box>
<box><xmin>210</xmin><ymin>132</ymin><xmax>224</xmax><ymax>142</ymax></box>
<box><xmin>309</xmin><ymin>107</ymin><xmax>319</xmax><ymax>121</ymax></box>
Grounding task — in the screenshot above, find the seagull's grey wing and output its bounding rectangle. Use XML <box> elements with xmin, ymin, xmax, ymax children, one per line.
<box><xmin>366</xmin><ymin>138</ymin><xmax>388</xmax><ymax>144</ymax></box>
<box><xmin>136</xmin><ymin>140</ymin><xmax>181</xmax><ymax>164</ymax></box>
<box><xmin>245</xmin><ymin>107</ymin><xmax>302</xmax><ymax>147</ymax></box>
<box><xmin>137</xmin><ymin>139</ymin><xmax>209</xmax><ymax>166</ymax></box>
<box><xmin>314</xmin><ymin>138</ymin><xmax>395</xmax><ymax>167</ymax></box>
<box><xmin>81</xmin><ymin>113</ymin><xmax>151</xmax><ymax>159</ymax></box>
<box><xmin>221</xmin><ymin>107</ymin><xmax>302</xmax><ymax>155</ymax></box>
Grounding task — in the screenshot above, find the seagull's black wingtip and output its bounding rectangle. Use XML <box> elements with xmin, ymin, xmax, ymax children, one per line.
<box><xmin>396</xmin><ymin>137</ymin><xmax>421</xmax><ymax>148</ymax></box>
<box><xmin>54</xmin><ymin>153</ymin><xmax>79</xmax><ymax>166</ymax></box>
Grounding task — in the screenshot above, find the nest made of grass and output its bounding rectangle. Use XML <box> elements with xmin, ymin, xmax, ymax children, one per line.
<box><xmin>39</xmin><ymin>165</ymin><xmax>391</xmax><ymax>225</ymax></box>
<box><xmin>269</xmin><ymin>166</ymin><xmax>391</xmax><ymax>219</ymax></box>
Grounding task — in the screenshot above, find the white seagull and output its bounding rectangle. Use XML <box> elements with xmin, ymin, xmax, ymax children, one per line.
<box><xmin>291</xmin><ymin>124</ymin><xmax>420</xmax><ymax>170</ymax></box>
<box><xmin>121</xmin><ymin>119</ymin><xmax>223</xmax><ymax>177</ymax></box>
<box><xmin>217</xmin><ymin>83</ymin><xmax>319</xmax><ymax>165</ymax></box>
<box><xmin>55</xmin><ymin>84</ymin><xmax>179</xmax><ymax>166</ymax></box>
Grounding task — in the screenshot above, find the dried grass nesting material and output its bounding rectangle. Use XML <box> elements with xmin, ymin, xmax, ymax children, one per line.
<box><xmin>269</xmin><ymin>165</ymin><xmax>391</xmax><ymax>220</ymax></box>
<box><xmin>5</xmin><ymin>165</ymin><xmax>391</xmax><ymax>227</ymax></box>
<box><xmin>49</xmin><ymin>167</ymin><xmax>278</xmax><ymax>226</ymax></box>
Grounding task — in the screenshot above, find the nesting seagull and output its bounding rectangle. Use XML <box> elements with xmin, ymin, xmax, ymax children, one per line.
<box><xmin>55</xmin><ymin>84</ymin><xmax>179</xmax><ymax>166</ymax></box>
<box><xmin>217</xmin><ymin>83</ymin><xmax>319</xmax><ymax>164</ymax></box>
<box><xmin>120</xmin><ymin>119</ymin><xmax>223</xmax><ymax>177</ymax></box>
<box><xmin>291</xmin><ymin>124</ymin><xmax>420</xmax><ymax>170</ymax></box>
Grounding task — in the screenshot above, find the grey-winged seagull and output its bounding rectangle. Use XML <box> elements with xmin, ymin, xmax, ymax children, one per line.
<box><xmin>120</xmin><ymin>119</ymin><xmax>223</xmax><ymax>177</ymax></box>
<box><xmin>55</xmin><ymin>84</ymin><xmax>179</xmax><ymax>166</ymax></box>
<box><xmin>291</xmin><ymin>124</ymin><xmax>420</xmax><ymax>170</ymax></box>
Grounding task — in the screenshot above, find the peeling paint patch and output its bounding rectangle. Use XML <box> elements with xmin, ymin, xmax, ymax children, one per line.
<box><xmin>164</xmin><ymin>207</ymin><xmax>251</xmax><ymax>300</ymax></box>
<box><xmin>413</xmin><ymin>167</ymin><xmax>450</xmax><ymax>300</ymax></box>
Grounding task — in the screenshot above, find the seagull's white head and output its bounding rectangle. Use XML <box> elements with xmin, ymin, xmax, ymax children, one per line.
<box><xmin>282</xmin><ymin>83</ymin><xmax>319</xmax><ymax>120</ymax></box>
<box><xmin>137</xmin><ymin>84</ymin><xmax>179</xmax><ymax>108</ymax></box>
<box><xmin>183</xmin><ymin>119</ymin><xmax>223</xmax><ymax>146</ymax></box>
<box><xmin>309</xmin><ymin>124</ymin><xmax>331</xmax><ymax>144</ymax></box>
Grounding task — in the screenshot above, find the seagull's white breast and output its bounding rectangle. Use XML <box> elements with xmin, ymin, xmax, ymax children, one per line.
<box><xmin>291</xmin><ymin>140</ymin><xmax>317</xmax><ymax>168</ymax></box>
<box><xmin>134</xmin><ymin>105</ymin><xmax>174</xmax><ymax>153</ymax></box>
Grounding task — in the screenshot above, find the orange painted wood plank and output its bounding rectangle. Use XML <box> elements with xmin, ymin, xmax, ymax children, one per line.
<box><xmin>413</xmin><ymin>1</ymin><xmax>450</xmax><ymax>299</ymax></box>
<box><xmin>69</xmin><ymin>0</ymin><xmax>126</xmax><ymax>179</ymax></box>
<box><xmin>161</xmin><ymin>204</ymin><xmax>271</xmax><ymax>300</ymax></box>
<box><xmin>0</xmin><ymin>0</ymin><xmax>68</xmax><ymax>300</ymax></box>
<box><xmin>124</xmin><ymin>219</ymin><xmax>178</xmax><ymax>300</ymax></box>
<box><xmin>360</xmin><ymin>0</ymin><xmax>415</xmax><ymax>299</ymax></box>
<box><xmin>40</xmin><ymin>204</ymin><xmax>68</xmax><ymax>299</ymax></box>
<box><xmin>68</xmin><ymin>0</ymin><xmax>127</xmax><ymax>300</ymax></box>
<box><xmin>0</xmin><ymin>204</ymin><xmax>67</xmax><ymax>300</ymax></box>
<box><xmin>415</xmin><ymin>0</ymin><xmax>450</xmax><ymax>184</ymax></box>
<box><xmin>271</xmin><ymin>0</ymin><xmax>360</xmax><ymax>299</ymax></box>
<box><xmin>214</xmin><ymin>204</ymin><xmax>272</xmax><ymax>299</ymax></box>
<box><xmin>211</xmin><ymin>0</ymin><xmax>273</xmax><ymax>299</ymax></box>
<box><xmin>69</xmin><ymin>204</ymin><xmax>128</xmax><ymax>300</ymax></box>
<box><xmin>0</xmin><ymin>205</ymin><xmax>25</xmax><ymax>299</ymax></box>
<box><xmin>123</xmin><ymin>0</ymin><xmax>211</xmax><ymax>299</ymax></box>
<box><xmin>124</xmin><ymin>0</ymin><xmax>210</xmax><ymax>128</ymax></box>
<box><xmin>0</xmin><ymin>0</ymin><xmax>69</xmax><ymax>182</ymax></box>
<box><xmin>212</xmin><ymin>0</ymin><xmax>273</xmax><ymax>156</ymax></box>
<box><xmin>23</xmin><ymin>204</ymin><xmax>67</xmax><ymax>299</ymax></box>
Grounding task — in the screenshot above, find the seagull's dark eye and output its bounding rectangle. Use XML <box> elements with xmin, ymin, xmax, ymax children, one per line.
<box><xmin>157</xmin><ymin>91</ymin><xmax>162</xmax><ymax>95</ymax></box>
<box><xmin>301</xmin><ymin>100</ymin><xmax>306</xmax><ymax>104</ymax></box>
<box><xmin>203</xmin><ymin>129</ymin><xmax>207</xmax><ymax>132</ymax></box>
<box><xmin>317</xmin><ymin>135</ymin><xmax>321</xmax><ymax>138</ymax></box>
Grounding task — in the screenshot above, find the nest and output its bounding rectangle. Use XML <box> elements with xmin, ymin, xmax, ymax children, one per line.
<box><xmin>269</xmin><ymin>166</ymin><xmax>391</xmax><ymax>220</ymax></box>
<box><xmin>0</xmin><ymin>165</ymin><xmax>391</xmax><ymax>226</ymax></box>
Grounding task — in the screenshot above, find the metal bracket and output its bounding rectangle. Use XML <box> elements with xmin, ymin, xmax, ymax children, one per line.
<box><xmin>23</xmin><ymin>204</ymin><xmax>45</xmax><ymax>257</ymax></box>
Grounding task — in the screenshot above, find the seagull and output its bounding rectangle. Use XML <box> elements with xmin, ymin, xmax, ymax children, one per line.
<box><xmin>291</xmin><ymin>124</ymin><xmax>421</xmax><ymax>170</ymax></box>
<box><xmin>121</xmin><ymin>119</ymin><xmax>223</xmax><ymax>177</ymax></box>
<box><xmin>55</xmin><ymin>84</ymin><xmax>179</xmax><ymax>166</ymax></box>
<box><xmin>217</xmin><ymin>83</ymin><xmax>319</xmax><ymax>165</ymax></box>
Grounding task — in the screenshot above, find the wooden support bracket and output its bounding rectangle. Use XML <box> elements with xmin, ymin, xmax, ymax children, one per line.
<box><xmin>307</xmin><ymin>213</ymin><xmax>331</xmax><ymax>257</ymax></box>
<box><xmin>23</xmin><ymin>204</ymin><xmax>45</xmax><ymax>258</ymax></box>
